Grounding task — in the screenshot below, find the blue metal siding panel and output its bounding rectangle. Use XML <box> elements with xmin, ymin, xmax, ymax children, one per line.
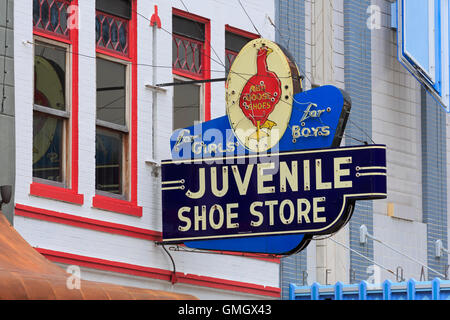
<box><xmin>275</xmin><ymin>0</ymin><xmax>308</xmax><ymax>300</ymax></box>
<box><xmin>421</xmin><ymin>87</ymin><xmax>448</xmax><ymax>280</ymax></box>
<box><xmin>344</xmin><ymin>0</ymin><xmax>374</xmax><ymax>283</ymax></box>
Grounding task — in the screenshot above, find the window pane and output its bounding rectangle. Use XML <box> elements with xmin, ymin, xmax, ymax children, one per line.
<box><xmin>173</xmin><ymin>80</ymin><xmax>200</xmax><ymax>130</ymax></box>
<box><xmin>225</xmin><ymin>31</ymin><xmax>251</xmax><ymax>53</ymax></box>
<box><xmin>96</xmin><ymin>58</ymin><xmax>127</xmax><ymax>126</ymax></box>
<box><xmin>173</xmin><ymin>15</ymin><xmax>205</xmax><ymax>41</ymax></box>
<box><xmin>96</xmin><ymin>0</ymin><xmax>131</xmax><ymax>20</ymax></box>
<box><xmin>34</xmin><ymin>42</ymin><xmax>66</xmax><ymax>111</ymax></box>
<box><xmin>33</xmin><ymin>112</ymin><xmax>63</xmax><ymax>182</ymax></box>
<box><xmin>96</xmin><ymin>128</ymin><xmax>123</xmax><ymax>194</ymax></box>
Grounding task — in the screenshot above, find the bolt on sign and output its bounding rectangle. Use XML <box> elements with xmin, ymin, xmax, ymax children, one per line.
<box><xmin>161</xmin><ymin>38</ymin><xmax>387</xmax><ymax>255</ymax></box>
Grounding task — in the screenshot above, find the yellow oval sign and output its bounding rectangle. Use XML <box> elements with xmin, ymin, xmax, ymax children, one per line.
<box><xmin>226</xmin><ymin>38</ymin><xmax>301</xmax><ymax>153</ymax></box>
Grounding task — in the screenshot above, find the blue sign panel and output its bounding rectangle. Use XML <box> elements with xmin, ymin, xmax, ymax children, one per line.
<box><xmin>170</xmin><ymin>86</ymin><xmax>349</xmax><ymax>160</ymax></box>
<box><xmin>165</xmin><ymin>85</ymin><xmax>352</xmax><ymax>254</ymax></box>
<box><xmin>161</xmin><ymin>145</ymin><xmax>386</xmax><ymax>243</ymax></box>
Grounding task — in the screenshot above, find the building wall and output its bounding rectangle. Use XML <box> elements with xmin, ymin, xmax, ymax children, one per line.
<box><xmin>0</xmin><ymin>0</ymin><xmax>14</xmax><ymax>224</ymax></box>
<box><xmin>370</xmin><ymin>0</ymin><xmax>429</xmax><ymax>282</ymax></box>
<box><xmin>13</xmin><ymin>0</ymin><xmax>281</xmax><ymax>299</ymax></box>
<box><xmin>275</xmin><ymin>0</ymin><xmax>309</xmax><ymax>300</ymax></box>
<box><xmin>280</xmin><ymin>0</ymin><xmax>449</xmax><ymax>294</ymax></box>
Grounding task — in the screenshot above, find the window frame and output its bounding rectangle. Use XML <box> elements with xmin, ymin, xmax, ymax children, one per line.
<box><xmin>92</xmin><ymin>0</ymin><xmax>142</xmax><ymax>217</ymax></box>
<box><xmin>95</xmin><ymin>53</ymin><xmax>131</xmax><ymax>201</ymax></box>
<box><xmin>172</xmin><ymin>8</ymin><xmax>211</xmax><ymax>121</ymax></box>
<box><xmin>30</xmin><ymin>0</ymin><xmax>84</xmax><ymax>205</ymax></box>
<box><xmin>224</xmin><ymin>24</ymin><xmax>260</xmax><ymax>76</ymax></box>
<box><xmin>32</xmin><ymin>36</ymin><xmax>71</xmax><ymax>188</ymax></box>
<box><xmin>95</xmin><ymin>8</ymin><xmax>132</xmax><ymax>60</ymax></box>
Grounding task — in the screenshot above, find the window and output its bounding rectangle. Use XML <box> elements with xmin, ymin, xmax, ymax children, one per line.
<box><xmin>31</xmin><ymin>0</ymin><xmax>83</xmax><ymax>204</ymax></box>
<box><xmin>172</xmin><ymin>8</ymin><xmax>211</xmax><ymax>126</ymax></box>
<box><xmin>33</xmin><ymin>40</ymin><xmax>69</xmax><ymax>184</ymax></box>
<box><xmin>172</xmin><ymin>15</ymin><xmax>205</xmax><ymax>77</ymax></box>
<box><xmin>93</xmin><ymin>0</ymin><xmax>141</xmax><ymax>217</ymax></box>
<box><xmin>225</xmin><ymin>25</ymin><xmax>259</xmax><ymax>76</ymax></box>
<box><xmin>95</xmin><ymin>57</ymin><xmax>129</xmax><ymax>196</ymax></box>
<box><xmin>95</xmin><ymin>0</ymin><xmax>131</xmax><ymax>198</ymax></box>
<box><xmin>96</xmin><ymin>10</ymin><xmax>130</xmax><ymax>57</ymax></box>
<box><xmin>33</xmin><ymin>0</ymin><xmax>71</xmax><ymax>39</ymax></box>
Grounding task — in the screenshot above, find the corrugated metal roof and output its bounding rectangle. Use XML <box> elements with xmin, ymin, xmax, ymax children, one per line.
<box><xmin>0</xmin><ymin>212</ymin><xmax>196</xmax><ymax>300</ymax></box>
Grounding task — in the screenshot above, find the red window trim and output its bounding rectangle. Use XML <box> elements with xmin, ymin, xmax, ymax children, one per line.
<box><xmin>36</xmin><ymin>248</ymin><xmax>281</xmax><ymax>297</ymax></box>
<box><xmin>31</xmin><ymin>0</ymin><xmax>82</xmax><ymax>205</ymax></box>
<box><xmin>92</xmin><ymin>194</ymin><xmax>142</xmax><ymax>217</ymax></box>
<box><xmin>93</xmin><ymin>0</ymin><xmax>140</xmax><ymax>217</ymax></box>
<box><xmin>172</xmin><ymin>33</ymin><xmax>205</xmax><ymax>78</ymax></box>
<box><xmin>33</xmin><ymin>0</ymin><xmax>72</xmax><ymax>40</ymax></box>
<box><xmin>172</xmin><ymin>8</ymin><xmax>211</xmax><ymax>121</ymax></box>
<box><xmin>16</xmin><ymin>203</ymin><xmax>154</xmax><ymax>240</ymax></box>
<box><xmin>225</xmin><ymin>24</ymin><xmax>260</xmax><ymax>41</ymax></box>
<box><xmin>95</xmin><ymin>10</ymin><xmax>130</xmax><ymax>58</ymax></box>
<box><xmin>30</xmin><ymin>183</ymin><xmax>83</xmax><ymax>205</ymax></box>
<box><xmin>224</xmin><ymin>24</ymin><xmax>260</xmax><ymax>64</ymax></box>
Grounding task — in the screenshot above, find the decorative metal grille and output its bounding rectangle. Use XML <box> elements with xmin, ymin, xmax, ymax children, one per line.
<box><xmin>172</xmin><ymin>33</ymin><xmax>204</xmax><ymax>76</ymax></box>
<box><xmin>96</xmin><ymin>11</ymin><xmax>129</xmax><ymax>57</ymax></box>
<box><xmin>33</xmin><ymin>0</ymin><xmax>71</xmax><ymax>38</ymax></box>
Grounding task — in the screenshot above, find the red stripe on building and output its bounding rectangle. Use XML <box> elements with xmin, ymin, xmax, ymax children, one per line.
<box><xmin>36</xmin><ymin>248</ymin><xmax>281</xmax><ymax>298</ymax></box>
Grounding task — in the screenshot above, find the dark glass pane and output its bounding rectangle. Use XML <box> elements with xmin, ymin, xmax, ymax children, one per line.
<box><xmin>172</xmin><ymin>37</ymin><xmax>185</xmax><ymax>69</ymax></box>
<box><xmin>41</xmin><ymin>0</ymin><xmax>49</xmax><ymax>27</ymax></box>
<box><xmin>119</xmin><ymin>23</ymin><xmax>127</xmax><ymax>49</ymax></box>
<box><xmin>194</xmin><ymin>44</ymin><xmax>201</xmax><ymax>73</ymax></box>
<box><xmin>33</xmin><ymin>0</ymin><xmax>40</xmax><ymax>25</ymax></box>
<box><xmin>33</xmin><ymin>112</ymin><xmax>63</xmax><ymax>183</ymax></box>
<box><xmin>111</xmin><ymin>22</ymin><xmax>118</xmax><ymax>44</ymax></box>
<box><xmin>173</xmin><ymin>80</ymin><xmax>200</xmax><ymax>130</ymax></box>
<box><xmin>96</xmin><ymin>16</ymin><xmax>101</xmax><ymax>42</ymax></box>
<box><xmin>34</xmin><ymin>42</ymin><xmax>66</xmax><ymax>111</ymax></box>
<box><xmin>185</xmin><ymin>42</ymin><xmax>194</xmax><ymax>72</ymax></box>
<box><xmin>172</xmin><ymin>38</ymin><xmax>178</xmax><ymax>67</ymax></box>
<box><xmin>102</xmin><ymin>18</ymin><xmax>110</xmax><ymax>46</ymax></box>
<box><xmin>225</xmin><ymin>52</ymin><xmax>236</xmax><ymax>76</ymax></box>
<box><xmin>60</xmin><ymin>4</ymin><xmax>68</xmax><ymax>34</ymax></box>
<box><xmin>96</xmin><ymin>58</ymin><xmax>126</xmax><ymax>126</ymax></box>
<box><xmin>96</xmin><ymin>0</ymin><xmax>131</xmax><ymax>20</ymax></box>
<box><xmin>96</xmin><ymin>128</ymin><xmax>123</xmax><ymax>194</ymax></box>
<box><xmin>50</xmin><ymin>2</ymin><xmax>59</xmax><ymax>31</ymax></box>
<box><xmin>173</xmin><ymin>15</ymin><xmax>205</xmax><ymax>41</ymax></box>
<box><xmin>225</xmin><ymin>31</ymin><xmax>252</xmax><ymax>53</ymax></box>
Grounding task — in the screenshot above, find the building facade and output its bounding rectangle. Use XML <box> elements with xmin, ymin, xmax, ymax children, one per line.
<box><xmin>3</xmin><ymin>0</ymin><xmax>449</xmax><ymax>301</ymax></box>
<box><xmin>278</xmin><ymin>0</ymin><xmax>450</xmax><ymax>299</ymax></box>
<box><xmin>10</xmin><ymin>0</ymin><xmax>284</xmax><ymax>299</ymax></box>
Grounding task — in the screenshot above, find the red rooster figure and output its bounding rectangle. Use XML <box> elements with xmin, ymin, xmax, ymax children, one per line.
<box><xmin>239</xmin><ymin>46</ymin><xmax>281</xmax><ymax>141</ymax></box>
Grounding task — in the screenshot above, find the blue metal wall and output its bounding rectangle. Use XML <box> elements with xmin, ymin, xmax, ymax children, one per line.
<box><xmin>275</xmin><ymin>0</ymin><xmax>308</xmax><ymax>300</ymax></box>
<box><xmin>421</xmin><ymin>88</ymin><xmax>448</xmax><ymax>279</ymax></box>
<box><xmin>343</xmin><ymin>0</ymin><xmax>374</xmax><ymax>283</ymax></box>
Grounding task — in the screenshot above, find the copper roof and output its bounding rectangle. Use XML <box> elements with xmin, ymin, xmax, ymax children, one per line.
<box><xmin>0</xmin><ymin>212</ymin><xmax>196</xmax><ymax>300</ymax></box>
